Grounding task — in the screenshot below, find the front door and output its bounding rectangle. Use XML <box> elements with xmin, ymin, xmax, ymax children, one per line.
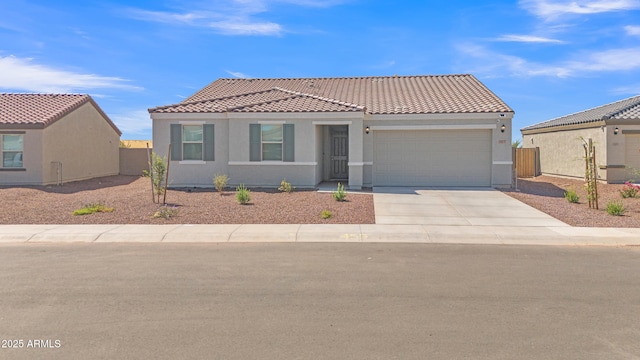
<box><xmin>330</xmin><ymin>126</ymin><xmax>349</xmax><ymax>180</ymax></box>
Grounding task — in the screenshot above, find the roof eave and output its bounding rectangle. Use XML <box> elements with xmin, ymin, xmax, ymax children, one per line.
<box><xmin>521</xmin><ymin>120</ymin><xmax>606</xmax><ymax>135</ymax></box>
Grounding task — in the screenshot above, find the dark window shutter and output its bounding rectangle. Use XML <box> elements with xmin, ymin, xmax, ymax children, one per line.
<box><xmin>250</xmin><ymin>124</ymin><xmax>261</xmax><ymax>161</ymax></box>
<box><xmin>170</xmin><ymin>124</ymin><xmax>182</xmax><ymax>161</ymax></box>
<box><xmin>203</xmin><ymin>124</ymin><xmax>215</xmax><ymax>161</ymax></box>
<box><xmin>283</xmin><ymin>124</ymin><xmax>294</xmax><ymax>162</ymax></box>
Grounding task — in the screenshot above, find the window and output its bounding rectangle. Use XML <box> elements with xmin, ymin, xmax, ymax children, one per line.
<box><xmin>182</xmin><ymin>125</ymin><xmax>203</xmax><ymax>160</ymax></box>
<box><xmin>250</xmin><ymin>124</ymin><xmax>294</xmax><ymax>162</ymax></box>
<box><xmin>1</xmin><ymin>134</ymin><xmax>24</xmax><ymax>168</ymax></box>
<box><xmin>170</xmin><ymin>124</ymin><xmax>214</xmax><ymax>162</ymax></box>
<box><xmin>261</xmin><ymin>124</ymin><xmax>283</xmax><ymax>161</ymax></box>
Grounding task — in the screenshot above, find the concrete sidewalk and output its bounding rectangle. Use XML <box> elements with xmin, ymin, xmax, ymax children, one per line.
<box><xmin>1</xmin><ymin>224</ymin><xmax>639</xmax><ymax>246</ymax></box>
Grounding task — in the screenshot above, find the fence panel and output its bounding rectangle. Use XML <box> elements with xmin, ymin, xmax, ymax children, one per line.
<box><xmin>515</xmin><ymin>147</ymin><xmax>540</xmax><ymax>178</ymax></box>
<box><xmin>119</xmin><ymin>148</ymin><xmax>150</xmax><ymax>176</ymax></box>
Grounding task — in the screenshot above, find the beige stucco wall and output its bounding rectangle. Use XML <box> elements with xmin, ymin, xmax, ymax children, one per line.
<box><xmin>522</xmin><ymin>127</ymin><xmax>607</xmax><ymax>181</ymax></box>
<box><xmin>151</xmin><ymin>112</ymin><xmax>512</xmax><ymax>188</ymax></box>
<box><xmin>227</xmin><ymin>117</ymin><xmax>356</xmax><ymax>187</ymax></box>
<box><xmin>364</xmin><ymin>113</ymin><xmax>513</xmax><ymax>187</ymax></box>
<box><xmin>604</xmin><ymin>124</ymin><xmax>640</xmax><ymax>183</ymax></box>
<box><xmin>41</xmin><ymin>102</ymin><xmax>120</xmax><ymax>185</ymax></box>
<box><xmin>153</xmin><ymin>116</ymin><xmax>229</xmax><ymax>187</ymax></box>
<box><xmin>0</xmin><ymin>129</ymin><xmax>44</xmax><ymax>185</ymax></box>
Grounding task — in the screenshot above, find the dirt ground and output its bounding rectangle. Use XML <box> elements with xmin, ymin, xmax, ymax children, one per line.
<box><xmin>0</xmin><ymin>175</ymin><xmax>375</xmax><ymax>224</ymax></box>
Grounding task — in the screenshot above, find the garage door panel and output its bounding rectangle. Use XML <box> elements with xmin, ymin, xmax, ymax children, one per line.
<box><xmin>626</xmin><ymin>135</ymin><xmax>640</xmax><ymax>170</ymax></box>
<box><xmin>373</xmin><ymin>130</ymin><xmax>491</xmax><ymax>187</ymax></box>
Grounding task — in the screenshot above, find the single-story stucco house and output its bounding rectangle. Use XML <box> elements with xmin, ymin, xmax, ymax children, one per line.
<box><xmin>521</xmin><ymin>95</ymin><xmax>640</xmax><ymax>183</ymax></box>
<box><xmin>149</xmin><ymin>74</ymin><xmax>514</xmax><ymax>189</ymax></box>
<box><xmin>0</xmin><ymin>94</ymin><xmax>121</xmax><ymax>185</ymax></box>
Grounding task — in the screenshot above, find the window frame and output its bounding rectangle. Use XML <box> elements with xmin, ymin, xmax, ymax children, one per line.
<box><xmin>170</xmin><ymin>123</ymin><xmax>214</xmax><ymax>163</ymax></box>
<box><xmin>261</xmin><ymin>124</ymin><xmax>284</xmax><ymax>161</ymax></box>
<box><xmin>1</xmin><ymin>133</ymin><xmax>25</xmax><ymax>169</ymax></box>
<box><xmin>181</xmin><ymin>125</ymin><xmax>204</xmax><ymax>161</ymax></box>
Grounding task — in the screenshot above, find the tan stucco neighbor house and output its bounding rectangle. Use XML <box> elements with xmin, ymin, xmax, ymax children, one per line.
<box><xmin>0</xmin><ymin>94</ymin><xmax>121</xmax><ymax>185</ymax></box>
<box><xmin>149</xmin><ymin>75</ymin><xmax>514</xmax><ymax>189</ymax></box>
<box><xmin>521</xmin><ymin>95</ymin><xmax>640</xmax><ymax>184</ymax></box>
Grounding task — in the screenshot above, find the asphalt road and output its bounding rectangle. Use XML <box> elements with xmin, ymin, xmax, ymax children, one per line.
<box><xmin>0</xmin><ymin>243</ymin><xmax>639</xmax><ymax>360</ymax></box>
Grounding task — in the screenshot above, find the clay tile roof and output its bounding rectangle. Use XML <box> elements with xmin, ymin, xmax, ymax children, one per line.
<box><xmin>149</xmin><ymin>74</ymin><xmax>513</xmax><ymax>115</ymax></box>
<box><xmin>0</xmin><ymin>93</ymin><xmax>121</xmax><ymax>135</ymax></box>
<box><xmin>522</xmin><ymin>95</ymin><xmax>640</xmax><ymax>132</ymax></box>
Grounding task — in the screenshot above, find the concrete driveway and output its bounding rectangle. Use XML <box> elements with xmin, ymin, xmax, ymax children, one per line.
<box><xmin>373</xmin><ymin>187</ymin><xmax>569</xmax><ymax>227</ymax></box>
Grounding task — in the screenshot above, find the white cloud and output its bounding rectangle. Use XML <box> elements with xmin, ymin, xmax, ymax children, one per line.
<box><xmin>110</xmin><ymin>109</ymin><xmax>153</xmax><ymax>136</ymax></box>
<box><xmin>226</xmin><ymin>70</ymin><xmax>251</xmax><ymax>78</ymax></box>
<box><xmin>208</xmin><ymin>20</ymin><xmax>281</xmax><ymax>35</ymax></box>
<box><xmin>0</xmin><ymin>55</ymin><xmax>142</xmax><ymax>93</ymax></box>
<box><xmin>124</xmin><ymin>9</ymin><xmax>209</xmax><ymax>25</ymax></box>
<box><xmin>612</xmin><ymin>83</ymin><xmax>640</xmax><ymax>95</ymax></box>
<box><xmin>626</xmin><ymin>25</ymin><xmax>640</xmax><ymax>35</ymax></box>
<box><xmin>123</xmin><ymin>0</ymin><xmax>346</xmax><ymax>36</ymax></box>
<box><xmin>456</xmin><ymin>44</ymin><xmax>571</xmax><ymax>77</ymax></box>
<box><xmin>495</xmin><ymin>34</ymin><xmax>564</xmax><ymax>43</ymax></box>
<box><xmin>457</xmin><ymin>44</ymin><xmax>640</xmax><ymax>78</ymax></box>
<box><xmin>124</xmin><ymin>7</ymin><xmax>282</xmax><ymax>36</ymax></box>
<box><xmin>568</xmin><ymin>48</ymin><xmax>640</xmax><ymax>72</ymax></box>
<box><xmin>274</xmin><ymin>0</ymin><xmax>347</xmax><ymax>7</ymax></box>
<box><xmin>520</xmin><ymin>0</ymin><xmax>640</xmax><ymax>21</ymax></box>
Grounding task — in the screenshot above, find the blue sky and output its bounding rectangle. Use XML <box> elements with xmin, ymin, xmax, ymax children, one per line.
<box><xmin>1</xmin><ymin>0</ymin><xmax>639</xmax><ymax>140</ymax></box>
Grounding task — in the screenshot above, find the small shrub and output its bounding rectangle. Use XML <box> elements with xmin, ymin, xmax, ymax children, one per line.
<box><xmin>620</xmin><ymin>182</ymin><xmax>639</xmax><ymax>198</ymax></box>
<box><xmin>73</xmin><ymin>202</ymin><xmax>114</xmax><ymax>216</ymax></box>
<box><xmin>143</xmin><ymin>152</ymin><xmax>168</xmax><ymax>203</ymax></box>
<box><xmin>278</xmin><ymin>179</ymin><xmax>294</xmax><ymax>193</ymax></box>
<box><xmin>321</xmin><ymin>209</ymin><xmax>332</xmax><ymax>219</ymax></box>
<box><xmin>606</xmin><ymin>200</ymin><xmax>625</xmax><ymax>216</ymax></box>
<box><xmin>213</xmin><ymin>173</ymin><xmax>229</xmax><ymax>194</ymax></box>
<box><xmin>153</xmin><ymin>204</ymin><xmax>179</xmax><ymax>219</ymax></box>
<box><xmin>236</xmin><ymin>184</ymin><xmax>251</xmax><ymax>205</ymax></box>
<box><xmin>332</xmin><ymin>182</ymin><xmax>347</xmax><ymax>202</ymax></box>
<box><xmin>564</xmin><ymin>187</ymin><xmax>580</xmax><ymax>203</ymax></box>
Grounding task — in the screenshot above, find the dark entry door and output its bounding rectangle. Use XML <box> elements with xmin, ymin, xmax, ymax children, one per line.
<box><xmin>330</xmin><ymin>126</ymin><xmax>349</xmax><ymax>180</ymax></box>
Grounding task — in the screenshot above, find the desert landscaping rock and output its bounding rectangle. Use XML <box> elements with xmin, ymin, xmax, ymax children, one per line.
<box><xmin>2</xmin><ymin>174</ymin><xmax>639</xmax><ymax>227</ymax></box>
<box><xmin>0</xmin><ymin>176</ymin><xmax>375</xmax><ymax>225</ymax></box>
<box><xmin>503</xmin><ymin>176</ymin><xmax>640</xmax><ymax>228</ymax></box>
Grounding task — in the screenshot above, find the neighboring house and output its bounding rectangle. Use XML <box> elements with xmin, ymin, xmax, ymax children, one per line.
<box><xmin>149</xmin><ymin>75</ymin><xmax>514</xmax><ymax>189</ymax></box>
<box><xmin>521</xmin><ymin>95</ymin><xmax>640</xmax><ymax>183</ymax></box>
<box><xmin>0</xmin><ymin>94</ymin><xmax>121</xmax><ymax>185</ymax></box>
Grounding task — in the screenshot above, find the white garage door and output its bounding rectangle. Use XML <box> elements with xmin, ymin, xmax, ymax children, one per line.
<box><xmin>625</xmin><ymin>134</ymin><xmax>640</xmax><ymax>171</ymax></box>
<box><xmin>373</xmin><ymin>130</ymin><xmax>492</xmax><ymax>187</ymax></box>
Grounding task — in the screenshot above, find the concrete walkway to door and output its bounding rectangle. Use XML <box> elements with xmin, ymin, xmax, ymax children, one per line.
<box><xmin>373</xmin><ymin>187</ymin><xmax>569</xmax><ymax>227</ymax></box>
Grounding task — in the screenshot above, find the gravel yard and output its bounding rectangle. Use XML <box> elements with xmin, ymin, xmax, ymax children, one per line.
<box><xmin>1</xmin><ymin>174</ymin><xmax>639</xmax><ymax>227</ymax></box>
<box><xmin>0</xmin><ymin>176</ymin><xmax>375</xmax><ymax>224</ymax></box>
<box><xmin>502</xmin><ymin>175</ymin><xmax>640</xmax><ymax>228</ymax></box>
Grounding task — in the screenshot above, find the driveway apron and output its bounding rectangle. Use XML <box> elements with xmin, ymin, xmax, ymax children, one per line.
<box><xmin>373</xmin><ymin>187</ymin><xmax>569</xmax><ymax>227</ymax></box>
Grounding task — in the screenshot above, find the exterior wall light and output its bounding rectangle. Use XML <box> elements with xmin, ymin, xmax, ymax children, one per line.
<box><xmin>365</xmin><ymin>126</ymin><xmax>370</xmax><ymax>134</ymax></box>
<box><xmin>614</xmin><ymin>127</ymin><xmax>619</xmax><ymax>135</ymax></box>
<box><xmin>500</xmin><ymin>124</ymin><xmax>505</xmax><ymax>133</ymax></box>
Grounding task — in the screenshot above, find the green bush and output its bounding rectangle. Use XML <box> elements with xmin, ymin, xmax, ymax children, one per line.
<box><xmin>606</xmin><ymin>200</ymin><xmax>625</xmax><ymax>216</ymax></box>
<box><xmin>321</xmin><ymin>209</ymin><xmax>332</xmax><ymax>219</ymax></box>
<box><xmin>236</xmin><ymin>184</ymin><xmax>251</xmax><ymax>205</ymax></box>
<box><xmin>564</xmin><ymin>187</ymin><xmax>580</xmax><ymax>203</ymax></box>
<box><xmin>72</xmin><ymin>202</ymin><xmax>114</xmax><ymax>216</ymax></box>
<box><xmin>213</xmin><ymin>173</ymin><xmax>229</xmax><ymax>194</ymax></box>
<box><xmin>332</xmin><ymin>182</ymin><xmax>347</xmax><ymax>202</ymax></box>
<box><xmin>278</xmin><ymin>179</ymin><xmax>294</xmax><ymax>193</ymax></box>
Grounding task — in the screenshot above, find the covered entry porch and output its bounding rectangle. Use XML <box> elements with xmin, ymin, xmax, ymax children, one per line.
<box><xmin>314</xmin><ymin>119</ymin><xmax>364</xmax><ymax>190</ymax></box>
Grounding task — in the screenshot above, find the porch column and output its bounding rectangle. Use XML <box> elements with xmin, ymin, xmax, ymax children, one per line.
<box><xmin>348</xmin><ymin>118</ymin><xmax>364</xmax><ymax>190</ymax></box>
